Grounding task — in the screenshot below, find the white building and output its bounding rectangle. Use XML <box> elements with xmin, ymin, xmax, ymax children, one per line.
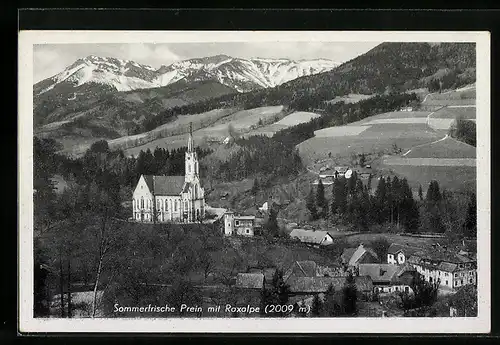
<box><xmin>132</xmin><ymin>125</ymin><xmax>205</xmax><ymax>223</ymax></box>
<box><xmin>223</xmin><ymin>211</ymin><xmax>255</xmax><ymax>236</ymax></box>
<box><xmin>289</xmin><ymin>229</ymin><xmax>334</xmax><ymax>247</ymax></box>
<box><xmin>408</xmin><ymin>250</ymin><xmax>477</xmax><ymax>290</ymax></box>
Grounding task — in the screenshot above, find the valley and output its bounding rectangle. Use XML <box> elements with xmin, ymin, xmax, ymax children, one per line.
<box><xmin>32</xmin><ymin>41</ymin><xmax>480</xmax><ymax>321</ymax></box>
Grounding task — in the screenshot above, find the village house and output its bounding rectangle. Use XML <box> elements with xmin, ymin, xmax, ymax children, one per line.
<box><xmin>287</xmin><ymin>276</ymin><xmax>374</xmax><ymax>307</ymax></box>
<box><xmin>289</xmin><ymin>229</ymin><xmax>334</xmax><ymax>247</ymax></box>
<box><xmin>386</xmin><ymin>243</ymin><xmax>421</xmax><ymax>265</ymax></box>
<box><xmin>222</xmin><ymin>211</ymin><xmax>256</xmax><ymax>237</ymax></box>
<box><xmin>284</xmin><ymin>261</ymin><xmax>347</xmax><ymax>282</ymax></box>
<box><xmin>341</xmin><ymin>244</ymin><xmax>379</xmax><ymax>270</ymax></box>
<box><xmin>407</xmin><ymin>250</ymin><xmax>477</xmax><ymax>290</ymax></box>
<box><xmin>312</xmin><ymin>176</ymin><xmax>335</xmax><ymax>186</ymax></box>
<box><xmin>358</xmin><ymin>263</ymin><xmax>417</xmax><ymax>294</ymax></box>
<box><xmin>132</xmin><ymin>124</ymin><xmax>205</xmax><ymax>223</ymax></box>
<box><xmin>235</xmin><ymin>273</ymin><xmax>265</xmax><ymax>290</ymax></box>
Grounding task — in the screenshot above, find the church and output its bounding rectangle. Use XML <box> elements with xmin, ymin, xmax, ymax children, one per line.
<box><xmin>132</xmin><ymin>126</ymin><xmax>205</xmax><ymax>223</ymax></box>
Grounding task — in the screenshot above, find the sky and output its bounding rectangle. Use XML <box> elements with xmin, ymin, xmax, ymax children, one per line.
<box><xmin>33</xmin><ymin>41</ymin><xmax>381</xmax><ymax>83</ymax></box>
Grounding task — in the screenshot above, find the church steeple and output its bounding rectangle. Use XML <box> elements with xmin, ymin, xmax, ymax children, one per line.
<box><xmin>188</xmin><ymin>122</ymin><xmax>194</xmax><ymax>153</ymax></box>
<box><xmin>185</xmin><ymin>122</ymin><xmax>199</xmax><ymax>183</ymax></box>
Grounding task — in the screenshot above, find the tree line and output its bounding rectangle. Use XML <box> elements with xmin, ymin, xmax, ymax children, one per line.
<box><xmin>306</xmin><ymin>172</ymin><xmax>476</xmax><ymax>237</ymax></box>
<box><xmin>218</xmin><ymin>135</ymin><xmax>303</xmax><ymax>181</ymax></box>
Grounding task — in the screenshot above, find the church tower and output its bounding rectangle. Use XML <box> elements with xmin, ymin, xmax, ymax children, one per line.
<box><xmin>185</xmin><ymin>123</ymin><xmax>199</xmax><ymax>183</ymax></box>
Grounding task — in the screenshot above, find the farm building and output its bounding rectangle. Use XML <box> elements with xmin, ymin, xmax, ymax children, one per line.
<box><xmin>341</xmin><ymin>244</ymin><xmax>379</xmax><ymax>269</ymax></box>
<box><xmin>289</xmin><ymin>229</ymin><xmax>334</xmax><ymax>247</ymax></box>
<box><xmin>358</xmin><ymin>263</ymin><xmax>417</xmax><ymax>294</ymax></box>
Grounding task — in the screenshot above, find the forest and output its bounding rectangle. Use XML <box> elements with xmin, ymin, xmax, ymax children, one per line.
<box><xmin>306</xmin><ymin>173</ymin><xmax>477</xmax><ymax>238</ymax></box>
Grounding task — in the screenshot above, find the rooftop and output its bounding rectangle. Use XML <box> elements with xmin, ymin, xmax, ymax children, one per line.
<box><xmin>143</xmin><ymin>175</ymin><xmax>185</xmax><ymax>196</ymax></box>
<box><xmin>235</xmin><ymin>273</ymin><xmax>264</xmax><ymax>289</ymax></box>
<box><xmin>287</xmin><ymin>276</ymin><xmax>373</xmax><ymax>293</ymax></box>
<box><xmin>358</xmin><ymin>263</ymin><xmax>414</xmax><ymax>284</ymax></box>
<box><xmin>284</xmin><ymin>261</ymin><xmax>318</xmax><ymax>282</ymax></box>
<box><xmin>289</xmin><ymin>229</ymin><xmax>331</xmax><ymax>245</ymax></box>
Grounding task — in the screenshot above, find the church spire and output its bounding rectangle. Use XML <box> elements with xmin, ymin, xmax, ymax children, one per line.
<box><xmin>188</xmin><ymin>122</ymin><xmax>194</xmax><ymax>152</ymax></box>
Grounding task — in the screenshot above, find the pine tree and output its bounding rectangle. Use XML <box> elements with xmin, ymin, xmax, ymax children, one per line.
<box><xmin>324</xmin><ymin>284</ymin><xmax>340</xmax><ymax>317</ymax></box>
<box><xmin>316</xmin><ymin>179</ymin><xmax>327</xmax><ymax>219</ymax></box>
<box><xmin>374</xmin><ymin>177</ymin><xmax>387</xmax><ymax>224</ymax></box>
<box><xmin>423</xmin><ymin>180</ymin><xmax>445</xmax><ymax>233</ymax></box>
<box><xmin>332</xmin><ymin>177</ymin><xmax>348</xmax><ymax>221</ymax></box>
<box><xmin>463</xmin><ymin>192</ymin><xmax>477</xmax><ymax>238</ymax></box>
<box><xmin>342</xmin><ymin>272</ymin><xmax>358</xmax><ymax>316</ymax></box>
<box><xmin>306</xmin><ymin>188</ymin><xmax>318</xmax><ymax>220</ymax></box>
<box><xmin>251</xmin><ymin>178</ymin><xmax>260</xmax><ymax>195</ymax></box>
<box><xmin>265</xmin><ymin>207</ymin><xmax>280</xmax><ymax>238</ymax></box>
<box><xmin>418</xmin><ymin>184</ymin><xmax>424</xmax><ymax>201</ymax></box>
<box><xmin>311</xmin><ymin>294</ymin><xmax>323</xmax><ymax>317</ymax></box>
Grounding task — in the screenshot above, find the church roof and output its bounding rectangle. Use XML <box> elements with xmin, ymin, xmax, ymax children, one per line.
<box><xmin>143</xmin><ymin>175</ymin><xmax>185</xmax><ymax>196</ymax></box>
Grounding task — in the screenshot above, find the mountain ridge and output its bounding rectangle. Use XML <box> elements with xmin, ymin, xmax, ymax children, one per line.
<box><xmin>34</xmin><ymin>54</ymin><xmax>340</xmax><ymax>96</ymax></box>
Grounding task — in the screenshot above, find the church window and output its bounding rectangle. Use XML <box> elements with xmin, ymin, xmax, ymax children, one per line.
<box><xmin>185</xmin><ymin>201</ymin><xmax>188</xmax><ymax>209</ymax></box>
<box><xmin>188</xmin><ymin>164</ymin><xmax>191</xmax><ymax>173</ymax></box>
<box><xmin>165</xmin><ymin>199</ymin><xmax>168</xmax><ymax>211</ymax></box>
<box><xmin>175</xmin><ymin>200</ymin><xmax>178</xmax><ymax>211</ymax></box>
<box><xmin>141</xmin><ymin>197</ymin><xmax>144</xmax><ymax>208</ymax></box>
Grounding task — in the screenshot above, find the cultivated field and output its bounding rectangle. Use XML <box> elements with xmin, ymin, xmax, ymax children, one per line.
<box><xmin>344</xmin><ymin>233</ymin><xmax>446</xmax><ymax>248</ymax></box>
<box><xmin>327</xmin><ymin>93</ymin><xmax>375</xmax><ymax>104</ymax></box>
<box><xmin>431</xmin><ymin>106</ymin><xmax>476</xmax><ymax>119</ymax></box>
<box><xmin>297</xmin><ymin>87</ymin><xmax>476</xmax><ymax>193</ymax></box>
<box><xmin>109</xmin><ymin>108</ymin><xmax>238</xmax><ymax>151</ymax></box>
<box><xmin>298</xmin><ymin>118</ymin><xmax>442</xmax><ymax>164</ymax></box>
<box><xmin>382</xmin><ymin>157</ymin><xmax>476</xmax><ymax>167</ymax></box>
<box><xmin>423</xmin><ymin>85</ymin><xmax>475</xmax><ymax>102</ymax></box>
<box><xmin>354</xmin><ymin>111</ymin><xmax>432</xmax><ymax>124</ymax></box>
<box><xmin>314</xmin><ymin>125</ymin><xmax>370</xmax><ymax>137</ymax></box>
<box><xmin>404</xmin><ymin>136</ymin><xmax>476</xmax><ymax>159</ymax></box>
<box><xmin>427</xmin><ymin>118</ymin><xmax>455</xmax><ymax>130</ymax></box>
<box><xmin>123</xmin><ymin>106</ymin><xmax>286</xmax><ymax>156</ymax></box>
<box><xmin>244</xmin><ymin>111</ymin><xmax>321</xmax><ymax>137</ymax></box>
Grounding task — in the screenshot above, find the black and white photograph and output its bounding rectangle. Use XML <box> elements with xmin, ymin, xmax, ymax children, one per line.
<box><xmin>18</xmin><ymin>31</ymin><xmax>490</xmax><ymax>333</ymax></box>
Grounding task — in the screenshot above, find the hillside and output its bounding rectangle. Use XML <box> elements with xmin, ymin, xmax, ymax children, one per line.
<box><xmin>280</xmin><ymin>42</ymin><xmax>476</xmax><ymax>96</ymax></box>
<box><xmin>34</xmin><ymin>79</ymin><xmax>238</xmax><ymax>144</ymax></box>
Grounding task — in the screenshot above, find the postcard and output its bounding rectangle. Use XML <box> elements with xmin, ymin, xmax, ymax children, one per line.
<box><xmin>18</xmin><ymin>30</ymin><xmax>490</xmax><ymax>333</ymax></box>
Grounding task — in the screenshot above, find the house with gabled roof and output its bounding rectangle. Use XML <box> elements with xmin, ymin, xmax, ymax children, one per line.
<box><xmin>358</xmin><ymin>263</ymin><xmax>417</xmax><ymax>294</ymax></box>
<box><xmin>341</xmin><ymin>244</ymin><xmax>379</xmax><ymax>268</ymax></box>
<box><xmin>283</xmin><ymin>261</ymin><xmax>318</xmax><ymax>282</ymax></box>
<box><xmin>407</xmin><ymin>249</ymin><xmax>477</xmax><ymax>291</ymax></box>
<box><xmin>132</xmin><ymin>123</ymin><xmax>205</xmax><ymax>223</ymax></box>
<box><xmin>289</xmin><ymin>229</ymin><xmax>334</xmax><ymax>247</ymax></box>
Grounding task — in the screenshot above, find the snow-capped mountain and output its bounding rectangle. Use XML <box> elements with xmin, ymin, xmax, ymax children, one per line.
<box><xmin>34</xmin><ymin>54</ymin><xmax>340</xmax><ymax>95</ymax></box>
<box><xmin>34</xmin><ymin>55</ymin><xmax>160</xmax><ymax>95</ymax></box>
